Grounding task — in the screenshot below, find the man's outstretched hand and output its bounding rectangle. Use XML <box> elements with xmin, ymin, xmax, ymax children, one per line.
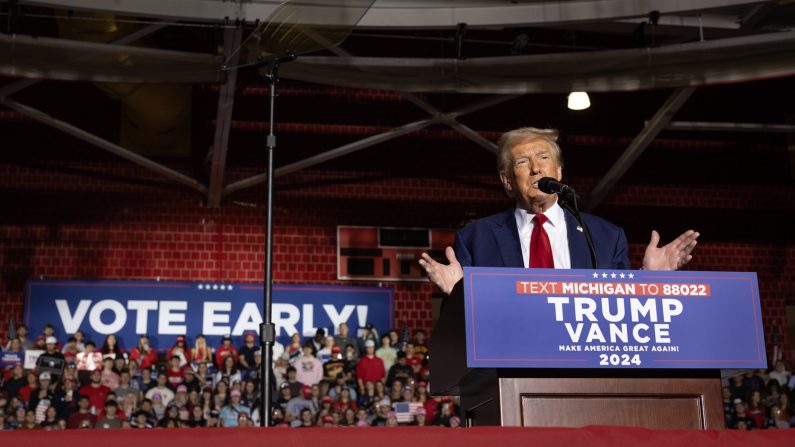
<box><xmin>642</xmin><ymin>229</ymin><xmax>700</xmax><ymax>271</ymax></box>
<box><xmin>419</xmin><ymin>246</ymin><xmax>463</xmax><ymax>295</ymax></box>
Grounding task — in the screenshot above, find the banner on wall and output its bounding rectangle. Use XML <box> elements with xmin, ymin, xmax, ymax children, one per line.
<box><xmin>25</xmin><ymin>280</ymin><xmax>394</xmax><ymax>351</ymax></box>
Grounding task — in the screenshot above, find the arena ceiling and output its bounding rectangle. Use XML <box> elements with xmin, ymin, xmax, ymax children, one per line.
<box><xmin>0</xmin><ymin>0</ymin><xmax>794</xmax><ymax>209</ymax></box>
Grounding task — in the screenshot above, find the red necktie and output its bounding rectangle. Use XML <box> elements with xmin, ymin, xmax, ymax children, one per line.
<box><xmin>530</xmin><ymin>214</ymin><xmax>555</xmax><ymax>268</ymax></box>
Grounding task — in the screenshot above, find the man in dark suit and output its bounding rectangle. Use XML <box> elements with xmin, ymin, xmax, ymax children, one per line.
<box><xmin>420</xmin><ymin>127</ymin><xmax>699</xmax><ymax>294</ymax></box>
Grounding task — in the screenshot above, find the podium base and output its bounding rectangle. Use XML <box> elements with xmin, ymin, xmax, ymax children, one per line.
<box><xmin>461</xmin><ymin>370</ymin><xmax>724</xmax><ymax>429</ymax></box>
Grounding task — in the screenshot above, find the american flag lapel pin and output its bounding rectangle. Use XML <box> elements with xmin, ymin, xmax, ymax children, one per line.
<box><xmin>576</xmin><ymin>226</ymin><xmax>583</xmax><ymax>232</ymax></box>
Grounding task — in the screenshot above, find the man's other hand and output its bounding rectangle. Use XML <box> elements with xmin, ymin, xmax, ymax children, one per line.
<box><xmin>642</xmin><ymin>229</ymin><xmax>700</xmax><ymax>271</ymax></box>
<box><xmin>419</xmin><ymin>246</ymin><xmax>463</xmax><ymax>295</ymax></box>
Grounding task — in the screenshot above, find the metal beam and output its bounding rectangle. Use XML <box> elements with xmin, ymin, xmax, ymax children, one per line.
<box><xmin>0</xmin><ymin>23</ymin><xmax>165</xmax><ymax>99</ymax></box>
<box><xmin>220</xmin><ymin>33</ymin><xmax>520</xmax><ymax>199</ymax></box>
<box><xmin>21</xmin><ymin>0</ymin><xmax>767</xmax><ymax>28</ymax></box>
<box><xmin>444</xmin><ymin>120</ymin><xmax>498</xmax><ymax>154</ymax></box>
<box><xmin>206</xmin><ymin>25</ymin><xmax>242</xmax><ymax>208</ymax></box>
<box><xmin>666</xmin><ymin>121</ymin><xmax>795</xmax><ymax>133</ymax></box>
<box><xmin>448</xmin><ymin>94</ymin><xmax>522</xmax><ymax>119</ymax></box>
<box><xmin>585</xmin><ymin>87</ymin><xmax>695</xmax><ymax>211</ymax></box>
<box><xmin>1</xmin><ymin>97</ymin><xmax>207</xmax><ymax>194</ymax></box>
<box><xmin>223</xmin><ymin>118</ymin><xmax>439</xmax><ymax>197</ymax></box>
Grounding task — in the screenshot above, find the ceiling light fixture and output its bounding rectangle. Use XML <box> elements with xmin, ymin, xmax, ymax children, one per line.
<box><xmin>567</xmin><ymin>91</ymin><xmax>591</xmax><ymax>110</ymax></box>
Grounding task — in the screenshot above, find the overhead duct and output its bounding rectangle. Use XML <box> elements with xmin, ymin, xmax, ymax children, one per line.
<box><xmin>55</xmin><ymin>11</ymin><xmax>192</xmax><ymax>157</ymax></box>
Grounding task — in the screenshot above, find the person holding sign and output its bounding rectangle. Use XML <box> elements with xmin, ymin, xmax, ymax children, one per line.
<box><xmin>419</xmin><ymin>127</ymin><xmax>700</xmax><ymax>294</ymax></box>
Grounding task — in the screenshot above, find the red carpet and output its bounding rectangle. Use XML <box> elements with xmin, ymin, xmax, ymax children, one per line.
<box><xmin>2</xmin><ymin>426</ymin><xmax>793</xmax><ymax>447</ymax></box>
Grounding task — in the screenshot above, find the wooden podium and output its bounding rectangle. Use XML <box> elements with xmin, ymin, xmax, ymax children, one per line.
<box><xmin>430</xmin><ymin>281</ymin><xmax>725</xmax><ymax>429</ymax></box>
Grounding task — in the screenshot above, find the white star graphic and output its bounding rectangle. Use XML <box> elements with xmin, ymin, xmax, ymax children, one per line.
<box><xmin>228</xmin><ymin>285</ymin><xmax>234</xmax><ymax>290</ymax></box>
<box><xmin>205</xmin><ymin>284</ymin><xmax>212</xmax><ymax>290</ymax></box>
<box><xmin>619</xmin><ymin>273</ymin><xmax>626</xmax><ymax>279</ymax></box>
<box><xmin>601</xmin><ymin>272</ymin><xmax>608</xmax><ymax>278</ymax></box>
<box><xmin>219</xmin><ymin>285</ymin><xmax>226</xmax><ymax>291</ymax></box>
<box><xmin>592</xmin><ymin>272</ymin><xmax>599</xmax><ymax>278</ymax></box>
<box><xmin>212</xmin><ymin>284</ymin><xmax>219</xmax><ymax>290</ymax></box>
<box><xmin>198</xmin><ymin>284</ymin><xmax>204</xmax><ymax>290</ymax></box>
<box><xmin>628</xmin><ymin>273</ymin><xmax>634</xmax><ymax>279</ymax></box>
<box><xmin>610</xmin><ymin>273</ymin><xmax>617</xmax><ymax>279</ymax></box>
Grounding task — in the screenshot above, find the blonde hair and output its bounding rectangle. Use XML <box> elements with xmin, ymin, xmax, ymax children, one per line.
<box><xmin>496</xmin><ymin>127</ymin><xmax>563</xmax><ymax>174</ymax></box>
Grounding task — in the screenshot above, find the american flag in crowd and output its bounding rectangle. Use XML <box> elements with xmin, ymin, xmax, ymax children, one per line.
<box><xmin>393</xmin><ymin>402</ymin><xmax>423</xmax><ymax>423</ymax></box>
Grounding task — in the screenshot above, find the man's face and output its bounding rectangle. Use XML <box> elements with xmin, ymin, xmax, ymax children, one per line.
<box><xmin>339</xmin><ymin>323</ymin><xmax>348</xmax><ymax>336</ymax></box>
<box><xmin>157</xmin><ymin>374</ymin><xmax>167</xmax><ymax>386</ymax></box>
<box><xmin>500</xmin><ymin>138</ymin><xmax>562</xmax><ymax>211</ymax></box>
<box><xmin>91</xmin><ymin>371</ymin><xmax>101</xmax><ymax>383</ymax></box>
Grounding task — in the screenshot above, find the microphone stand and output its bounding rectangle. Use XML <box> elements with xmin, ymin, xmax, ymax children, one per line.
<box><xmin>246</xmin><ymin>51</ymin><xmax>296</xmax><ymax>428</ymax></box>
<box><xmin>558</xmin><ymin>191</ymin><xmax>598</xmax><ymax>269</ymax></box>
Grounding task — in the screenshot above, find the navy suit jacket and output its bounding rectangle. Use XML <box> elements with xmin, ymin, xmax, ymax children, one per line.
<box><xmin>455</xmin><ymin>208</ymin><xmax>630</xmax><ymax>269</ymax></box>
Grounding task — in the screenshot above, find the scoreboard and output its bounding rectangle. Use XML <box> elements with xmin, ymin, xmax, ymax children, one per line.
<box><xmin>337</xmin><ymin>226</ymin><xmax>456</xmax><ymax>282</ymax></box>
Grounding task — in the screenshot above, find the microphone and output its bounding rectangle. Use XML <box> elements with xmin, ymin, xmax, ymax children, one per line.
<box><xmin>538</xmin><ymin>177</ymin><xmax>574</xmax><ymax>195</ymax></box>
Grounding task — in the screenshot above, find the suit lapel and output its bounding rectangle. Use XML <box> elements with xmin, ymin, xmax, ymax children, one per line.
<box><xmin>565</xmin><ymin>211</ymin><xmax>592</xmax><ymax>269</ymax></box>
<box><xmin>491</xmin><ymin>209</ymin><xmax>524</xmax><ymax>268</ymax></box>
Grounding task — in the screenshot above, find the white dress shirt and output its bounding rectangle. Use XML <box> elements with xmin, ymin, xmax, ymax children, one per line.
<box><xmin>514</xmin><ymin>200</ymin><xmax>571</xmax><ymax>269</ymax></box>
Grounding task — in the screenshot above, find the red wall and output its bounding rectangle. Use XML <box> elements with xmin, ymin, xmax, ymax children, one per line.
<box><xmin>0</xmin><ymin>162</ymin><xmax>793</xmax><ymax>361</ymax></box>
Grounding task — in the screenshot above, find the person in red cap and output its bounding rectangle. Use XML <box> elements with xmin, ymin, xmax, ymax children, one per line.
<box><xmin>285</xmin><ymin>384</ymin><xmax>318</xmax><ymax>420</ymax></box>
<box><xmin>167</xmin><ymin>335</ymin><xmax>192</xmax><ymax>367</ymax></box>
<box><xmin>320</xmin><ymin>414</ymin><xmax>336</xmax><ymax>427</ymax></box>
<box><xmin>214</xmin><ymin>334</ymin><xmax>238</xmax><ymax>368</ymax></box>
<box><xmin>320</xmin><ymin>395</ymin><xmax>334</xmax><ymax>413</ymax></box>
<box><xmin>322</xmin><ymin>345</ymin><xmax>352</xmax><ymax>384</ymax></box>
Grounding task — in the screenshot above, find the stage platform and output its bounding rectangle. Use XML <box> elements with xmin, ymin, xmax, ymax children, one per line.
<box><xmin>1</xmin><ymin>426</ymin><xmax>793</xmax><ymax>446</ymax></box>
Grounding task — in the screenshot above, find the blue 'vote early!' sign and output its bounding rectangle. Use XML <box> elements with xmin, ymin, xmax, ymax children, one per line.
<box><xmin>463</xmin><ymin>267</ymin><xmax>766</xmax><ymax>369</ymax></box>
<box><xmin>25</xmin><ymin>280</ymin><xmax>394</xmax><ymax>350</ymax></box>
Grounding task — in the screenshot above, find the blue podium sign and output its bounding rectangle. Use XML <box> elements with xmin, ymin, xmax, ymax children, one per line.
<box><xmin>463</xmin><ymin>267</ymin><xmax>766</xmax><ymax>369</ymax></box>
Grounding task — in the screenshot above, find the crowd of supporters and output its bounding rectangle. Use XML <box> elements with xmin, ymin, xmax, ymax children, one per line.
<box><xmin>3</xmin><ymin>322</ymin><xmax>795</xmax><ymax>431</ymax></box>
<box><xmin>722</xmin><ymin>361</ymin><xmax>795</xmax><ymax>430</ymax></box>
<box><xmin>0</xmin><ymin>323</ymin><xmax>463</xmax><ymax>429</ymax></box>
